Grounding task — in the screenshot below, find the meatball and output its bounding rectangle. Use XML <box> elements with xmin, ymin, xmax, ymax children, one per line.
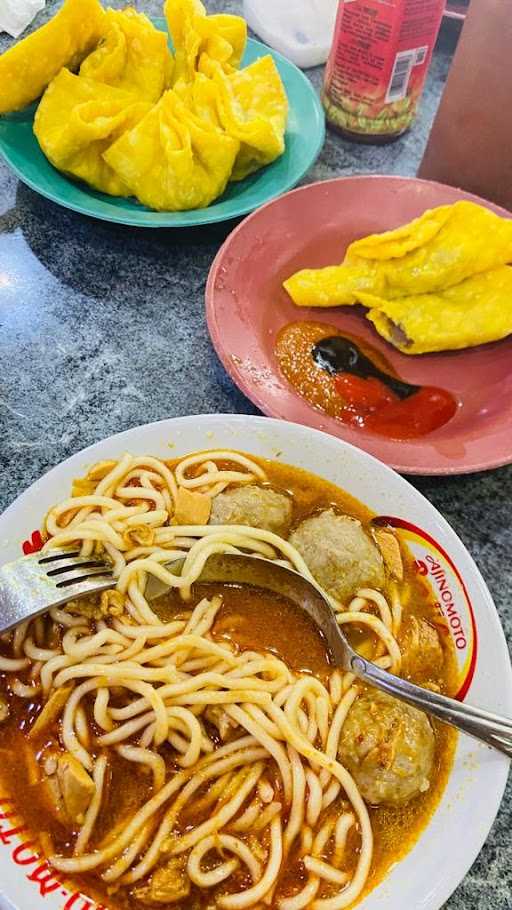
<box><xmin>339</xmin><ymin>690</ymin><xmax>435</xmax><ymax>806</ymax></box>
<box><xmin>400</xmin><ymin>616</ymin><xmax>444</xmax><ymax>683</ymax></box>
<box><xmin>209</xmin><ymin>485</ymin><xmax>292</xmax><ymax>536</ymax></box>
<box><xmin>288</xmin><ymin>509</ymin><xmax>385</xmax><ymax>603</ymax></box>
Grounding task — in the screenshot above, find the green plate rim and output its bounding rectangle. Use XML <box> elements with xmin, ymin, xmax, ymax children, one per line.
<box><xmin>0</xmin><ymin>24</ymin><xmax>325</xmax><ymax>228</ymax></box>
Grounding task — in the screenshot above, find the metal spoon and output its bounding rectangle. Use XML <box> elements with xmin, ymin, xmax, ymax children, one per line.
<box><xmin>146</xmin><ymin>552</ymin><xmax>512</xmax><ymax>758</ymax></box>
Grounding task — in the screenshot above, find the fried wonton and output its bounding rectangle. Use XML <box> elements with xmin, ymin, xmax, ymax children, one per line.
<box><xmin>79</xmin><ymin>8</ymin><xmax>173</xmax><ymax>103</ymax></box>
<box><xmin>34</xmin><ymin>69</ymin><xmax>151</xmax><ymax>196</ymax></box>
<box><xmin>103</xmin><ymin>89</ymin><xmax>240</xmax><ymax>211</ymax></box>
<box><xmin>0</xmin><ymin>0</ymin><xmax>106</xmax><ymax>115</ymax></box>
<box><xmin>202</xmin><ymin>56</ymin><xmax>288</xmax><ymax>181</ymax></box>
<box><xmin>284</xmin><ymin>202</ymin><xmax>512</xmax><ymax>307</ymax></box>
<box><xmin>165</xmin><ymin>0</ymin><xmax>247</xmax><ymax>84</ymax></box>
<box><xmin>173</xmin><ymin>71</ymin><xmax>223</xmax><ymax>133</ymax></box>
<box><xmin>363</xmin><ymin>266</ymin><xmax>512</xmax><ymax>354</ymax></box>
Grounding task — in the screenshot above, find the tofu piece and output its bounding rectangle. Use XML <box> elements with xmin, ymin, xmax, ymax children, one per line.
<box><xmin>28</xmin><ymin>685</ymin><xmax>74</xmax><ymax>739</ymax></box>
<box><xmin>41</xmin><ymin>773</ymin><xmax>68</xmax><ymax>823</ymax></box>
<box><xmin>135</xmin><ymin>858</ymin><xmax>190</xmax><ymax>904</ymax></box>
<box><xmin>0</xmin><ymin>697</ymin><xmax>9</xmax><ymax>723</ymax></box>
<box><xmin>57</xmin><ymin>752</ymin><xmax>95</xmax><ymax>824</ymax></box>
<box><xmin>373</xmin><ymin>528</ymin><xmax>404</xmax><ymax>580</ymax></box>
<box><xmin>174</xmin><ymin>487</ymin><xmax>211</xmax><ymax>526</ymax></box>
<box><xmin>400</xmin><ymin>617</ymin><xmax>444</xmax><ymax>682</ymax></box>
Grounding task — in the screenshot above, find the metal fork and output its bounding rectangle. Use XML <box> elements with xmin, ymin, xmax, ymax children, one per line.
<box><xmin>1</xmin><ymin>550</ymin><xmax>511</xmax><ymax>758</ymax></box>
<box><xmin>0</xmin><ymin>550</ymin><xmax>116</xmax><ymax>632</ymax></box>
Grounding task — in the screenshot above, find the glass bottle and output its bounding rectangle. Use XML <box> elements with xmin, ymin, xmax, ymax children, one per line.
<box><xmin>322</xmin><ymin>0</ymin><xmax>446</xmax><ymax>144</ymax></box>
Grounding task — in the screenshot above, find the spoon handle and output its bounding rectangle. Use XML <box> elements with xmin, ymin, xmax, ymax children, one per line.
<box><xmin>350</xmin><ymin>654</ymin><xmax>512</xmax><ymax>759</ymax></box>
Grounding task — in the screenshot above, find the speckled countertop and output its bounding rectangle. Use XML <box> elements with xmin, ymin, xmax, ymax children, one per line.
<box><xmin>0</xmin><ymin>2</ymin><xmax>511</xmax><ymax>907</ymax></box>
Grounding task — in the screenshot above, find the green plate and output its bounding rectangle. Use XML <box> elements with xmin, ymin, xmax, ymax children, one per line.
<box><xmin>0</xmin><ymin>23</ymin><xmax>325</xmax><ymax>227</ymax></box>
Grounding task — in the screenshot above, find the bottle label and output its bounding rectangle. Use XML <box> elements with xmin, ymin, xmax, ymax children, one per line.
<box><xmin>323</xmin><ymin>0</ymin><xmax>445</xmax><ymax>137</ymax></box>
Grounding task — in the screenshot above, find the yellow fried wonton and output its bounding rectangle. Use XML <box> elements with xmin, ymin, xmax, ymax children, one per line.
<box><xmin>79</xmin><ymin>8</ymin><xmax>173</xmax><ymax>103</ymax></box>
<box><xmin>103</xmin><ymin>89</ymin><xmax>240</xmax><ymax>211</ymax></box>
<box><xmin>363</xmin><ymin>266</ymin><xmax>512</xmax><ymax>354</ymax></box>
<box><xmin>202</xmin><ymin>56</ymin><xmax>288</xmax><ymax>181</ymax></box>
<box><xmin>0</xmin><ymin>0</ymin><xmax>106</xmax><ymax>115</ymax></box>
<box><xmin>164</xmin><ymin>0</ymin><xmax>247</xmax><ymax>84</ymax></box>
<box><xmin>34</xmin><ymin>69</ymin><xmax>151</xmax><ymax>196</ymax></box>
<box><xmin>284</xmin><ymin>202</ymin><xmax>512</xmax><ymax>307</ymax></box>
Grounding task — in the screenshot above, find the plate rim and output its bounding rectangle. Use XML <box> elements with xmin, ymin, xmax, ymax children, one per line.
<box><xmin>0</xmin><ymin>413</ymin><xmax>510</xmax><ymax>910</ymax></box>
<box><xmin>205</xmin><ymin>174</ymin><xmax>512</xmax><ymax>476</ymax></box>
<box><xmin>0</xmin><ymin>33</ymin><xmax>325</xmax><ymax>228</ymax></box>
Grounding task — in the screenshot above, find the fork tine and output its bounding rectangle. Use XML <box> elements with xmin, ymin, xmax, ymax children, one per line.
<box><xmin>54</xmin><ymin>567</ymin><xmax>114</xmax><ymax>588</ymax></box>
<box><xmin>54</xmin><ymin>574</ymin><xmax>116</xmax><ymax>601</ymax></box>
<box><xmin>38</xmin><ymin>550</ymin><xmax>81</xmax><ymax>564</ymax></box>
<box><xmin>0</xmin><ymin>550</ymin><xmax>116</xmax><ymax>633</ymax></box>
<box><xmin>46</xmin><ymin>560</ymin><xmax>109</xmax><ymax>577</ymax></box>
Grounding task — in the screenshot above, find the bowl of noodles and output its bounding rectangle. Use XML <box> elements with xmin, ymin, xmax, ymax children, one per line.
<box><xmin>0</xmin><ymin>414</ymin><xmax>510</xmax><ymax>910</ymax></box>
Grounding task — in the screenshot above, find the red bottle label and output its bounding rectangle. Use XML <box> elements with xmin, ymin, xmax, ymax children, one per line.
<box><xmin>323</xmin><ymin>0</ymin><xmax>445</xmax><ymax>137</ymax></box>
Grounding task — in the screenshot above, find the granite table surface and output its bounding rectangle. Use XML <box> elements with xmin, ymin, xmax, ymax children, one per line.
<box><xmin>0</xmin><ymin>2</ymin><xmax>511</xmax><ymax>907</ymax></box>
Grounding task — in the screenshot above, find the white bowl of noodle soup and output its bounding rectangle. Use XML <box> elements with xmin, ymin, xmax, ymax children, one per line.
<box><xmin>0</xmin><ymin>414</ymin><xmax>510</xmax><ymax>910</ymax></box>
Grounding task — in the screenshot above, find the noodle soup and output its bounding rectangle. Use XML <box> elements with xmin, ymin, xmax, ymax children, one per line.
<box><xmin>0</xmin><ymin>450</ymin><xmax>457</xmax><ymax>910</ymax></box>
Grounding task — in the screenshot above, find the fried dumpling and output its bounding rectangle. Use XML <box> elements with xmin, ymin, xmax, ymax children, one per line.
<box><xmin>0</xmin><ymin>0</ymin><xmax>106</xmax><ymax>115</ymax></box>
<box><xmin>165</xmin><ymin>0</ymin><xmax>246</xmax><ymax>84</ymax></box>
<box><xmin>79</xmin><ymin>8</ymin><xmax>173</xmax><ymax>103</ymax></box>
<box><xmin>103</xmin><ymin>89</ymin><xmax>240</xmax><ymax>211</ymax></box>
<box><xmin>363</xmin><ymin>266</ymin><xmax>512</xmax><ymax>354</ymax></box>
<box><xmin>173</xmin><ymin>71</ymin><xmax>223</xmax><ymax>132</ymax></box>
<box><xmin>283</xmin><ymin>261</ymin><xmax>383</xmax><ymax>308</ymax></box>
<box><xmin>284</xmin><ymin>202</ymin><xmax>512</xmax><ymax>307</ymax></box>
<box><xmin>203</xmin><ymin>56</ymin><xmax>288</xmax><ymax>181</ymax></box>
<box><xmin>34</xmin><ymin>69</ymin><xmax>151</xmax><ymax>196</ymax></box>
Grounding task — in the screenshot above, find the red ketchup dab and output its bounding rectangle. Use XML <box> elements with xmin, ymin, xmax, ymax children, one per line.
<box><xmin>313</xmin><ymin>336</ymin><xmax>457</xmax><ymax>440</ymax></box>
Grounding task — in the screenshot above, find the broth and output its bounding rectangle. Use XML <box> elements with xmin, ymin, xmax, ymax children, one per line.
<box><xmin>0</xmin><ymin>453</ymin><xmax>458</xmax><ymax>910</ymax></box>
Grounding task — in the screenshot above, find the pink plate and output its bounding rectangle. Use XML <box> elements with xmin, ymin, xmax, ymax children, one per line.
<box><xmin>206</xmin><ymin>175</ymin><xmax>512</xmax><ymax>475</ymax></box>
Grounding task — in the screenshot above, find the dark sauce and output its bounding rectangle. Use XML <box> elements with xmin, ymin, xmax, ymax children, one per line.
<box><xmin>312</xmin><ymin>335</ymin><xmax>419</xmax><ymax>399</ymax></box>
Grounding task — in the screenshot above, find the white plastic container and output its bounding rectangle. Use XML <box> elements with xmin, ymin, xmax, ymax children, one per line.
<box><xmin>243</xmin><ymin>0</ymin><xmax>338</xmax><ymax>68</ymax></box>
<box><xmin>0</xmin><ymin>0</ymin><xmax>45</xmax><ymax>37</ymax></box>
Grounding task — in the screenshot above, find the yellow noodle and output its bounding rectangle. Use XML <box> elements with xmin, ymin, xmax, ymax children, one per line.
<box><xmin>336</xmin><ymin>612</ymin><xmax>401</xmax><ymax>673</ymax></box>
<box><xmin>333</xmin><ymin>814</ymin><xmax>354</xmax><ymax>865</ymax></box>
<box><xmin>306</xmin><ymin>769</ymin><xmax>323</xmax><ymax>826</ymax></box>
<box><xmin>283</xmin><ymin>746</ymin><xmax>306</xmax><ymax>853</ymax></box>
<box><xmin>226</xmin><ymin>705</ymin><xmax>292</xmax><ymax>804</ymax></box>
<box><xmin>219</xmin><ymin>815</ymin><xmax>282</xmax><ymax>910</ymax></box>
<box><xmin>122</xmin><ymin>752</ymin><xmax>267</xmax><ymax>885</ymax></box>
<box><xmin>188</xmin><ymin>833</ymin><xmax>261</xmax><ymax>887</ymax></box>
<box><xmin>94</xmin><ymin>687</ymin><xmax>113</xmax><ymax>731</ymax></box>
<box><xmin>13</xmin><ymin>620</ymin><xmax>30</xmax><ymax>656</ymax></box>
<box><xmin>258</xmin><ymin>777</ymin><xmax>275</xmax><ymax>804</ymax></box>
<box><xmin>10</xmin><ymin>679</ymin><xmax>40</xmax><ymax>698</ymax></box>
<box><xmin>74</xmin><ymin>704</ymin><xmax>91</xmax><ymax>749</ymax></box>
<box><xmin>0</xmin><ymin>656</ymin><xmax>30</xmax><ymax>672</ymax></box>
<box><xmin>74</xmin><ymin>754</ymin><xmax>107</xmax><ymax>855</ymax></box>
<box><xmin>280</xmin><ymin>875</ymin><xmax>320</xmax><ymax>910</ymax></box>
<box><xmin>230</xmin><ymin>799</ymin><xmax>261</xmax><ymax>833</ymax></box>
<box><xmin>102</xmin><ymin>822</ymin><xmax>154</xmax><ymax>883</ymax></box>
<box><xmin>116</xmin><ymin>745</ymin><xmax>166</xmax><ymax>791</ymax></box>
<box><xmin>171</xmin><ymin>762</ymin><xmax>264</xmax><ymax>857</ymax></box>
<box><xmin>304</xmin><ymin>858</ymin><xmax>349</xmax><ymax>886</ymax></box>
<box><xmin>252</xmin><ymin>801</ymin><xmax>282</xmax><ymax>832</ymax></box>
